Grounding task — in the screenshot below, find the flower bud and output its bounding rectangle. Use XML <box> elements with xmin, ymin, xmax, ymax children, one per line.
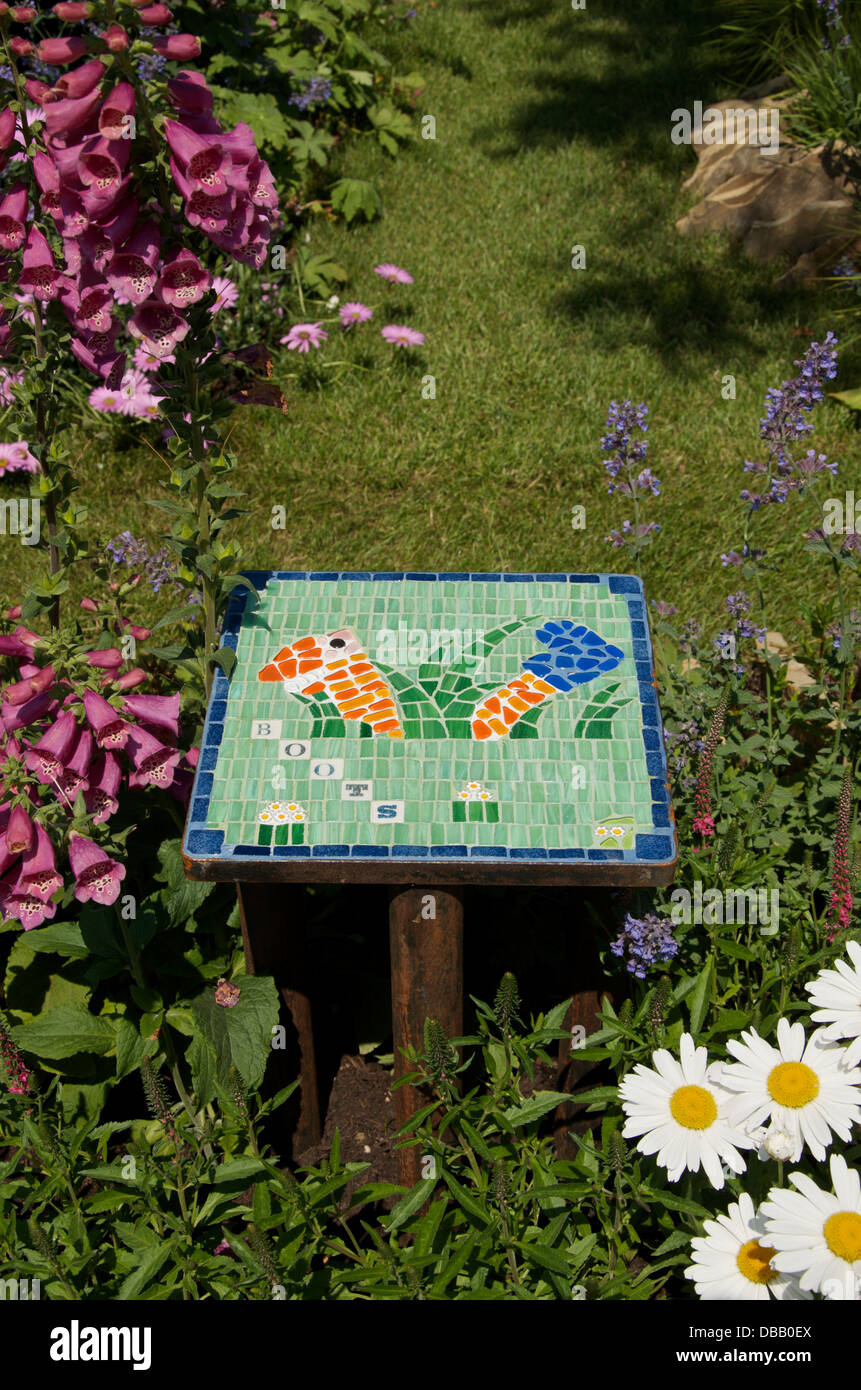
<box><xmin>103</xmin><ymin>23</ymin><xmax>129</xmax><ymax>51</ymax></box>
<box><xmin>52</xmin><ymin>1</ymin><xmax>93</xmax><ymax>16</ymax></box>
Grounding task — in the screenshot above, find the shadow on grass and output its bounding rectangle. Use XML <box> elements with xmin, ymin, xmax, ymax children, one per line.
<box><xmin>550</xmin><ymin>247</ymin><xmax>815</xmax><ymax>370</ymax></box>
<box><xmin>470</xmin><ymin>0</ymin><xmax>725</xmax><ymax>162</ymax></box>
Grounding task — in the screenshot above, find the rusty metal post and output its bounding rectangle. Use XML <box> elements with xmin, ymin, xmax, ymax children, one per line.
<box><xmin>238</xmin><ymin>883</ymin><xmax>322</xmax><ymax>1159</ymax></box>
<box><xmin>389</xmin><ymin>886</ymin><xmax>463</xmax><ymax>1189</ymax></box>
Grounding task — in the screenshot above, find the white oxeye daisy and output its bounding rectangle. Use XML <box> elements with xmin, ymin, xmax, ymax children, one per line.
<box><xmin>760</xmin><ymin>1153</ymin><xmax>861</xmax><ymax>1296</ymax></box>
<box><xmin>684</xmin><ymin>1192</ymin><xmax>810</xmax><ymax>1301</ymax></box>
<box><xmin>720</xmin><ymin>1018</ymin><xmax>861</xmax><ymax>1163</ymax></box>
<box><xmin>258</xmin><ymin>811</ymin><xmax>272</xmax><ymax>823</ymax></box>
<box><xmin>287</xmin><ymin>803</ymin><xmax>298</xmax><ymax>812</ymax></box>
<box><xmin>274</xmin><ymin>811</ymin><xmax>288</xmax><ymax>822</ymax></box>
<box><xmin>293</xmin><ymin>812</ymin><xmax>305</xmax><ymax>822</ymax></box>
<box><xmin>611</xmin><ymin>826</ymin><xmax>624</xmax><ymax>837</ymax></box>
<box><xmin>467</xmin><ymin>782</ymin><xmax>480</xmax><ymax>790</ymax></box>
<box><xmin>595</xmin><ymin>825</ymin><xmax>608</xmax><ymax>837</ymax></box>
<box><xmin>619</xmin><ymin>1032</ymin><xmax>753</xmax><ymax>1190</ymax></box>
<box><xmin>805</xmin><ymin>940</ymin><xmax>861</xmax><ymax>1043</ymax></box>
<box><xmin>459</xmin><ymin>791</ymin><xmax>469</xmax><ymax>800</ymax></box>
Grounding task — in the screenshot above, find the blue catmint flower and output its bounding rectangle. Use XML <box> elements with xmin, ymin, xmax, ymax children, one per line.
<box><xmin>610</xmin><ymin>913</ymin><xmax>678</xmax><ymax>979</ymax></box>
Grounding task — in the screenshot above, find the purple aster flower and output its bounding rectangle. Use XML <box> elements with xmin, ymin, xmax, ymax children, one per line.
<box><xmin>374</xmin><ymin>263</ymin><xmax>414</xmax><ymax>284</ymax></box>
<box><xmin>381</xmin><ymin>324</ymin><xmax>425</xmax><ymax>347</ymax></box>
<box><xmin>280</xmin><ymin>321</ymin><xmax>328</xmax><ymax>353</ymax></box>
<box><xmin>339</xmin><ymin>301</ymin><xmax>373</xmax><ymax>328</ymax></box>
<box><xmin>210</xmin><ymin>275</ymin><xmax>238</xmax><ymax>314</ymax></box>
<box><xmin>0</xmin><ymin>441</ymin><xmax>39</xmax><ymax>474</ymax></box>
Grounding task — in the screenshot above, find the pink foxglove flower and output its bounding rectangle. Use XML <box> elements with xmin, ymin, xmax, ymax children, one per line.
<box><xmin>84</xmin><ymin>756</ymin><xmax>121</xmax><ymax>817</ymax></box>
<box><xmin>5</xmin><ymin>805</ymin><xmax>34</xmax><ymax>855</ymax></box>
<box><xmin>0</xmin><ymin>877</ymin><xmax>57</xmax><ymax>930</ymax></box>
<box><xmin>68</xmin><ymin>833</ymin><xmax>125</xmax><ymax>906</ymax></box>
<box><xmin>105</xmin><ymin>221</ymin><xmax>161</xmax><ymax>305</ymax></box>
<box><xmin>57</xmin><ymin>726</ymin><xmax>94</xmax><ymax>799</ymax></box>
<box><xmin>103</xmin><ymin>23</ymin><xmax>129</xmax><ymax>51</ymax></box>
<box><xmin>381</xmin><ymin>324</ymin><xmax>425</xmax><ymax>348</ymax></box>
<box><xmin>128</xmin><ymin>299</ymin><xmax>190</xmax><ymax>357</ymax></box>
<box><xmin>374</xmin><ymin>263</ymin><xmax>413</xmax><ymax>284</ymax></box>
<box><xmin>214</xmin><ymin>978</ymin><xmax>240</xmax><ymax>1007</ymax></box>
<box><xmin>153</xmin><ymin>33</ymin><xmax>201</xmax><ymax>59</ymax></box>
<box><xmin>126</xmin><ymin>725</ymin><xmax>182</xmax><ymax>787</ymax></box>
<box><xmin>86</xmin><ymin>648</ymin><xmax>123</xmax><ymax>670</ymax></box>
<box><xmin>53</xmin><ymin>55</ymin><xmax>105</xmax><ymax>100</ymax></box>
<box><xmin>121</xmin><ymin>691</ymin><xmax>180</xmax><ymax>740</ymax></box>
<box><xmin>17</xmin><ymin>822</ymin><xmax>63</xmax><ymax>901</ymax></box>
<box><xmin>157</xmin><ymin>247</ymin><xmax>209</xmax><ymax>308</ymax></box>
<box><xmin>52</xmin><ymin>2</ymin><xmax>94</xmax><ymax>19</ymax></box>
<box><xmin>84</xmin><ymin>751</ymin><xmax>121</xmax><ymax>822</ymax></box>
<box><xmin>43</xmin><ymin>88</ymin><xmax>103</xmax><ymax>136</ymax></box>
<box><xmin>280</xmin><ymin>322</ymin><xmax>327</xmax><ymax>353</ymax></box>
<box><xmin>37</xmin><ymin>36</ymin><xmax>89</xmax><ymax>64</ymax></box>
<box><xmin>139</xmin><ymin>3</ymin><xmax>171</xmax><ymax>22</ymax></box>
<box><xmin>98</xmin><ymin>82</ymin><xmax>135</xmax><ymax>140</ymax></box>
<box><xmin>23</xmin><ymin>709</ymin><xmax>78</xmax><ymax>780</ymax></box>
<box><xmin>167</xmin><ymin>70</ymin><xmax>214</xmax><ymax>114</ymax></box>
<box><xmin>0</xmin><ymin>183</ymin><xmax>28</xmax><ymax>251</ymax></box>
<box><xmin>164</xmin><ymin>120</ymin><xmax>233</xmax><ymax>195</ymax></box>
<box><xmin>19</xmin><ymin>226</ymin><xmax>69</xmax><ymax>302</ymax></box>
<box><xmin>82</xmin><ymin>690</ymin><xmax>129</xmax><ymax>749</ymax></box>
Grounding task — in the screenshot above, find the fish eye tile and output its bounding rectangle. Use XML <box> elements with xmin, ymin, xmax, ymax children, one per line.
<box><xmin>183</xmin><ymin>573</ymin><xmax>677</xmax><ymax>871</ymax></box>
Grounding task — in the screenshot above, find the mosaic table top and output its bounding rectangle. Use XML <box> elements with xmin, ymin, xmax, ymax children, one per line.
<box><xmin>181</xmin><ymin>572</ymin><xmax>677</xmax><ymax>884</ymax></box>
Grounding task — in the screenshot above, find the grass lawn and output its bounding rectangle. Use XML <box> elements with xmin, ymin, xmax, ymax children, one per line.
<box><xmin>4</xmin><ymin>0</ymin><xmax>859</xmax><ymax>641</ymax></box>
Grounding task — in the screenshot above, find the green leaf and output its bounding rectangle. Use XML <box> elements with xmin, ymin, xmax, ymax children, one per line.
<box><xmin>24</xmin><ymin>922</ymin><xmax>88</xmax><ymax>959</ymax></box>
<box><xmin>384</xmin><ymin>1177</ymin><xmax>436</xmax><ymax>1232</ymax></box>
<box><xmin>212</xmin><ymin>1156</ymin><xmax>269</xmax><ymax>1185</ymax></box>
<box><xmin>501</xmin><ymin>1091</ymin><xmax>569</xmax><ymax>1127</ymax></box>
<box><xmin>330</xmin><ymin>177</ymin><xmax>382</xmax><ymax>223</ymax></box>
<box><xmin>118</xmin><ymin>1242</ymin><xmax>172</xmax><ymax>1300</ymax></box>
<box><xmin>687</xmin><ymin>957</ymin><xmax>714</xmax><ymax>1037</ymax></box>
<box><xmin>516</xmin><ymin>1239</ymin><xmax>572</xmax><ymax>1276</ymax></box>
<box><xmin>209</xmin><ymin>87</ymin><xmax>289</xmax><ymax>151</ymax></box>
<box><xmin>224</xmin><ymin>975</ymin><xmax>280</xmax><ymax>1091</ymax></box>
<box><xmin>11</xmin><ymin>1006</ymin><xmax>115</xmax><ymax>1060</ymax></box>
<box><xmin>828</xmin><ymin>386</ymin><xmax>861</xmax><ymax>412</ymax></box>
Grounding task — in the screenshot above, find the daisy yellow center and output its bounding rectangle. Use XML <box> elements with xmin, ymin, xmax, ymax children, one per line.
<box><xmin>767</xmin><ymin>1061</ymin><xmax>819</xmax><ymax>1108</ymax></box>
<box><xmin>824</xmin><ymin>1211</ymin><xmax>861</xmax><ymax>1262</ymax></box>
<box><xmin>736</xmin><ymin>1239</ymin><xmax>778</xmax><ymax>1285</ymax></box>
<box><xmin>669</xmin><ymin>1084</ymin><xmax>717</xmax><ymax>1129</ymax></box>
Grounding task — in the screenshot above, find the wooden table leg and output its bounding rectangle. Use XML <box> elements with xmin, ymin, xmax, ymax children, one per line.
<box><xmin>238</xmin><ymin>882</ymin><xmax>322</xmax><ymax>1159</ymax></box>
<box><xmin>389</xmin><ymin>886</ymin><xmax>463</xmax><ymax>1188</ymax></box>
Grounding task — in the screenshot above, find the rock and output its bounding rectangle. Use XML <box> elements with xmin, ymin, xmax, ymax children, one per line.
<box><xmin>676</xmin><ymin>95</ymin><xmax>858</xmax><ymax>266</ymax></box>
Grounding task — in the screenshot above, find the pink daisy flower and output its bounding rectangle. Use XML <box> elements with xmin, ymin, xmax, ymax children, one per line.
<box><xmin>0</xmin><ymin>441</ymin><xmax>39</xmax><ymax>474</ymax></box>
<box><xmin>89</xmin><ymin>385</ymin><xmax>124</xmax><ymax>413</ymax></box>
<box><xmin>374</xmin><ymin>263</ymin><xmax>413</xmax><ymax>284</ymax></box>
<box><xmin>339</xmin><ymin>301</ymin><xmax>373</xmax><ymax>328</ymax></box>
<box><xmin>132</xmin><ymin>345</ymin><xmax>173</xmax><ymax>373</ymax></box>
<box><xmin>210</xmin><ymin>275</ymin><xmax>238</xmax><ymax>314</ymax></box>
<box><xmin>381</xmin><ymin>324</ymin><xmax>425</xmax><ymax>348</ymax></box>
<box><xmin>280</xmin><ymin>321</ymin><xmax>328</xmax><ymax>353</ymax></box>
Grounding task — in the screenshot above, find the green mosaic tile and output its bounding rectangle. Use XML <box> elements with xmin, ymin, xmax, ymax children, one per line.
<box><xmin>185</xmin><ymin>574</ymin><xmax>674</xmax><ymax>863</ymax></box>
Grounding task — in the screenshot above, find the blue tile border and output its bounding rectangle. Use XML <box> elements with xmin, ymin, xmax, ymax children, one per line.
<box><xmin>182</xmin><ymin>571</ymin><xmax>678</xmax><ymax>871</ymax></box>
